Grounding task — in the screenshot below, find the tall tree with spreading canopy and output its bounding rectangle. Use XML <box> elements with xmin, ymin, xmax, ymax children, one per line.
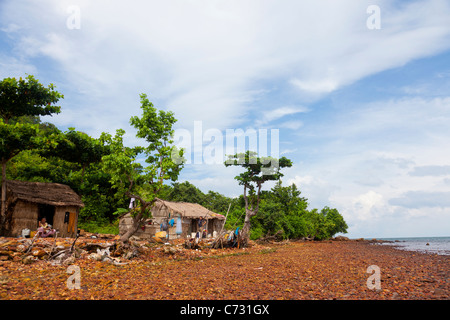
<box><xmin>41</xmin><ymin>128</ymin><xmax>109</xmax><ymax>183</ymax></box>
<box><xmin>0</xmin><ymin>75</ymin><xmax>63</xmax><ymax>225</ymax></box>
<box><xmin>102</xmin><ymin>94</ymin><xmax>184</xmax><ymax>242</ymax></box>
<box><xmin>225</xmin><ymin>151</ymin><xmax>292</xmax><ymax>246</ymax></box>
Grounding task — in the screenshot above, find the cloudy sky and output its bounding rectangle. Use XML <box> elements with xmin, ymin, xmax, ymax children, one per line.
<box><xmin>1</xmin><ymin>0</ymin><xmax>450</xmax><ymax>238</ymax></box>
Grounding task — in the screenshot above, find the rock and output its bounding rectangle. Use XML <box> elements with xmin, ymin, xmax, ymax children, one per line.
<box><xmin>0</xmin><ymin>240</ymin><xmax>17</xmax><ymax>248</ymax></box>
<box><xmin>32</xmin><ymin>249</ymin><xmax>47</xmax><ymax>259</ymax></box>
<box><xmin>63</xmin><ymin>256</ymin><xmax>76</xmax><ymax>265</ymax></box>
<box><xmin>333</xmin><ymin>236</ymin><xmax>349</xmax><ymax>241</ymax></box>
<box><xmin>129</xmin><ymin>235</ymin><xmax>140</xmax><ymax>241</ymax></box>
<box><xmin>73</xmin><ymin>248</ymin><xmax>82</xmax><ymax>259</ymax></box>
<box><xmin>124</xmin><ymin>250</ymin><xmax>138</xmax><ymax>260</ymax></box>
<box><xmin>391</xmin><ymin>292</ymin><xmax>401</xmax><ymax>300</ymax></box>
<box><xmin>0</xmin><ymin>251</ymin><xmax>13</xmax><ymax>260</ymax></box>
<box><xmin>22</xmin><ymin>255</ymin><xmax>36</xmax><ymax>265</ymax></box>
<box><xmin>151</xmin><ymin>236</ymin><xmax>164</xmax><ymax>243</ymax></box>
<box><xmin>163</xmin><ymin>246</ymin><xmax>177</xmax><ymax>255</ymax></box>
<box><xmin>88</xmin><ymin>253</ymin><xmax>103</xmax><ymax>261</ymax></box>
<box><xmin>81</xmin><ymin>242</ymin><xmax>112</xmax><ymax>253</ymax></box>
<box><xmin>111</xmin><ymin>246</ymin><xmax>124</xmax><ymax>257</ymax></box>
<box><xmin>98</xmin><ymin>233</ymin><xmax>114</xmax><ymax>239</ymax></box>
<box><xmin>433</xmin><ymin>288</ymin><xmax>446</xmax><ymax>297</ymax></box>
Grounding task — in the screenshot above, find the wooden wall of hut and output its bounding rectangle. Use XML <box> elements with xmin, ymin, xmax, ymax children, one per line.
<box><xmin>53</xmin><ymin>206</ymin><xmax>79</xmax><ymax>238</ymax></box>
<box><xmin>5</xmin><ymin>202</ymin><xmax>79</xmax><ymax>238</ymax></box>
<box><xmin>10</xmin><ymin>200</ymin><xmax>38</xmax><ymax>237</ymax></box>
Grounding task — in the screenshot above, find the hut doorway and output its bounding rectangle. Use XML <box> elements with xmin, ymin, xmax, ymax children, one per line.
<box><xmin>38</xmin><ymin>204</ymin><xmax>55</xmax><ymax>226</ymax></box>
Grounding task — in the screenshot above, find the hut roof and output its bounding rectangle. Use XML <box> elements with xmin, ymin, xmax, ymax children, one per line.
<box><xmin>5</xmin><ymin>180</ymin><xmax>84</xmax><ymax>207</ymax></box>
<box><xmin>154</xmin><ymin>198</ymin><xmax>225</xmax><ymax>220</ymax></box>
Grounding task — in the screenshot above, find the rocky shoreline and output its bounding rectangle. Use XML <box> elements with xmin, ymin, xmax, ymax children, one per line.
<box><xmin>1</xmin><ymin>238</ymin><xmax>448</xmax><ymax>300</ymax></box>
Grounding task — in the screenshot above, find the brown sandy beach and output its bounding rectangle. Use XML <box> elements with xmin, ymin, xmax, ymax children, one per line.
<box><xmin>0</xmin><ymin>240</ymin><xmax>448</xmax><ymax>300</ymax></box>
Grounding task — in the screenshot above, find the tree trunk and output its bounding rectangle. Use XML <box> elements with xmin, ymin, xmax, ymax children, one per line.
<box><xmin>239</xmin><ymin>183</ymin><xmax>261</xmax><ymax>247</ymax></box>
<box><xmin>240</xmin><ymin>208</ymin><xmax>256</xmax><ymax>246</ymax></box>
<box><xmin>120</xmin><ymin>211</ymin><xmax>143</xmax><ymax>243</ymax></box>
<box><xmin>119</xmin><ymin>195</ymin><xmax>155</xmax><ymax>243</ymax></box>
<box><xmin>0</xmin><ymin>162</ymin><xmax>6</xmax><ymax>230</ymax></box>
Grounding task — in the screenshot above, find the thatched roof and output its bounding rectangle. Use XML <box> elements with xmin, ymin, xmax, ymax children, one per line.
<box><xmin>154</xmin><ymin>198</ymin><xmax>225</xmax><ymax>220</ymax></box>
<box><xmin>5</xmin><ymin>180</ymin><xmax>84</xmax><ymax>207</ymax></box>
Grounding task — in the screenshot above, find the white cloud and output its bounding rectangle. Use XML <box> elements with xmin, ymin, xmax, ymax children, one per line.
<box><xmin>350</xmin><ymin>191</ymin><xmax>385</xmax><ymax>221</ymax></box>
<box><xmin>389</xmin><ymin>191</ymin><xmax>450</xmax><ymax>209</ymax></box>
<box><xmin>291</xmin><ymin>78</ymin><xmax>338</xmax><ymax>94</ymax></box>
<box><xmin>256</xmin><ymin>106</ymin><xmax>308</xmax><ymax>127</ymax></box>
<box><xmin>409</xmin><ymin>165</ymin><xmax>450</xmax><ymax>177</ymax></box>
<box><xmin>0</xmin><ymin>55</ymin><xmax>37</xmax><ymax>79</ymax></box>
<box><xmin>280</xmin><ymin>148</ymin><xmax>298</xmax><ymax>156</ymax></box>
<box><xmin>280</xmin><ymin>120</ymin><xmax>303</xmax><ymax>130</ymax></box>
<box><xmin>2</xmin><ymin>0</ymin><xmax>450</xmax><ymax>134</ymax></box>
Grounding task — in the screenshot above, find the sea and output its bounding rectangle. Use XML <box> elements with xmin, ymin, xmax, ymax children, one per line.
<box><xmin>375</xmin><ymin>236</ymin><xmax>450</xmax><ymax>256</ymax></box>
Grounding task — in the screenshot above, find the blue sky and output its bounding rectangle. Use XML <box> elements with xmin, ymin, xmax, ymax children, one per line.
<box><xmin>1</xmin><ymin>0</ymin><xmax>450</xmax><ymax>238</ymax></box>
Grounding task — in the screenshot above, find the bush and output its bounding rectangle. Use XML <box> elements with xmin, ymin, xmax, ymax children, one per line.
<box><xmin>78</xmin><ymin>218</ymin><xmax>119</xmax><ymax>234</ymax></box>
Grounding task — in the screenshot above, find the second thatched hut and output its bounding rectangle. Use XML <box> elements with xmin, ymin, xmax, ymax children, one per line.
<box><xmin>119</xmin><ymin>198</ymin><xmax>225</xmax><ymax>240</ymax></box>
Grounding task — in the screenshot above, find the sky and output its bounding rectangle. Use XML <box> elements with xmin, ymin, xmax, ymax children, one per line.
<box><xmin>1</xmin><ymin>0</ymin><xmax>450</xmax><ymax>238</ymax></box>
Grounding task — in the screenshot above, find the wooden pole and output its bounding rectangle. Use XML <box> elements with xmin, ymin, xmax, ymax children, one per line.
<box><xmin>218</xmin><ymin>202</ymin><xmax>231</xmax><ymax>235</ymax></box>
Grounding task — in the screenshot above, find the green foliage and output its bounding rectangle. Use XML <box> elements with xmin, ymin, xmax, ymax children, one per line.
<box><xmin>0</xmin><ymin>120</ymin><xmax>40</xmax><ymax>163</ymax></box>
<box><xmin>102</xmin><ymin>94</ymin><xmax>184</xmax><ymax>210</ymax></box>
<box><xmin>225</xmin><ymin>151</ymin><xmax>293</xmax><ymax>194</ymax></box>
<box><xmin>77</xmin><ymin>219</ymin><xmax>119</xmax><ymax>235</ymax></box>
<box><xmin>166</xmin><ymin>181</ymin><xmax>206</xmax><ymax>204</ymax></box>
<box><xmin>0</xmin><ymin>75</ymin><xmax>63</xmax><ymax>123</ymax></box>
<box><xmin>222</xmin><ymin>181</ymin><xmax>348</xmax><ymax>240</ymax></box>
<box><xmin>42</xmin><ymin>128</ymin><xmax>109</xmax><ymax>180</ymax></box>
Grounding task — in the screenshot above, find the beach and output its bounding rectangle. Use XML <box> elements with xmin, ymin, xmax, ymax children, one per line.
<box><xmin>0</xmin><ymin>239</ymin><xmax>448</xmax><ymax>300</ymax></box>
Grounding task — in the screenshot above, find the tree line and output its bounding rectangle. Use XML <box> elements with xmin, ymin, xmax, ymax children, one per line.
<box><xmin>0</xmin><ymin>75</ymin><xmax>348</xmax><ymax>241</ymax></box>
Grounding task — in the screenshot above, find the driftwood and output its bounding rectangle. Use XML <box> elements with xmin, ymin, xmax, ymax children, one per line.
<box><xmin>47</xmin><ymin>232</ymin><xmax>80</xmax><ymax>262</ymax></box>
<box><xmin>24</xmin><ymin>231</ymin><xmax>41</xmax><ymax>254</ymax></box>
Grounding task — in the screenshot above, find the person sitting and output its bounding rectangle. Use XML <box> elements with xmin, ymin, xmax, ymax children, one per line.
<box><xmin>37</xmin><ymin>217</ymin><xmax>56</xmax><ymax>238</ymax></box>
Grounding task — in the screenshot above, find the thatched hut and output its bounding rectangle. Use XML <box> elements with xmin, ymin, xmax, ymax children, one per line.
<box><xmin>119</xmin><ymin>198</ymin><xmax>225</xmax><ymax>240</ymax></box>
<box><xmin>1</xmin><ymin>180</ymin><xmax>84</xmax><ymax>238</ymax></box>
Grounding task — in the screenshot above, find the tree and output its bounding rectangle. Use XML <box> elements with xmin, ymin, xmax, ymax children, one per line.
<box><xmin>224</xmin><ymin>151</ymin><xmax>292</xmax><ymax>246</ymax></box>
<box><xmin>166</xmin><ymin>181</ymin><xmax>205</xmax><ymax>204</ymax></box>
<box><xmin>318</xmin><ymin>206</ymin><xmax>348</xmax><ymax>239</ymax></box>
<box><xmin>0</xmin><ymin>75</ymin><xmax>63</xmax><ymax>221</ymax></box>
<box><xmin>41</xmin><ymin>128</ymin><xmax>109</xmax><ymax>183</ymax></box>
<box><xmin>0</xmin><ymin>75</ymin><xmax>62</xmax><ymax>124</ymax></box>
<box><xmin>102</xmin><ymin>94</ymin><xmax>184</xmax><ymax>242</ymax></box>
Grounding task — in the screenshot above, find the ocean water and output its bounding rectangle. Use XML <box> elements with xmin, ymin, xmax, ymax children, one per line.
<box><xmin>376</xmin><ymin>236</ymin><xmax>450</xmax><ymax>256</ymax></box>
